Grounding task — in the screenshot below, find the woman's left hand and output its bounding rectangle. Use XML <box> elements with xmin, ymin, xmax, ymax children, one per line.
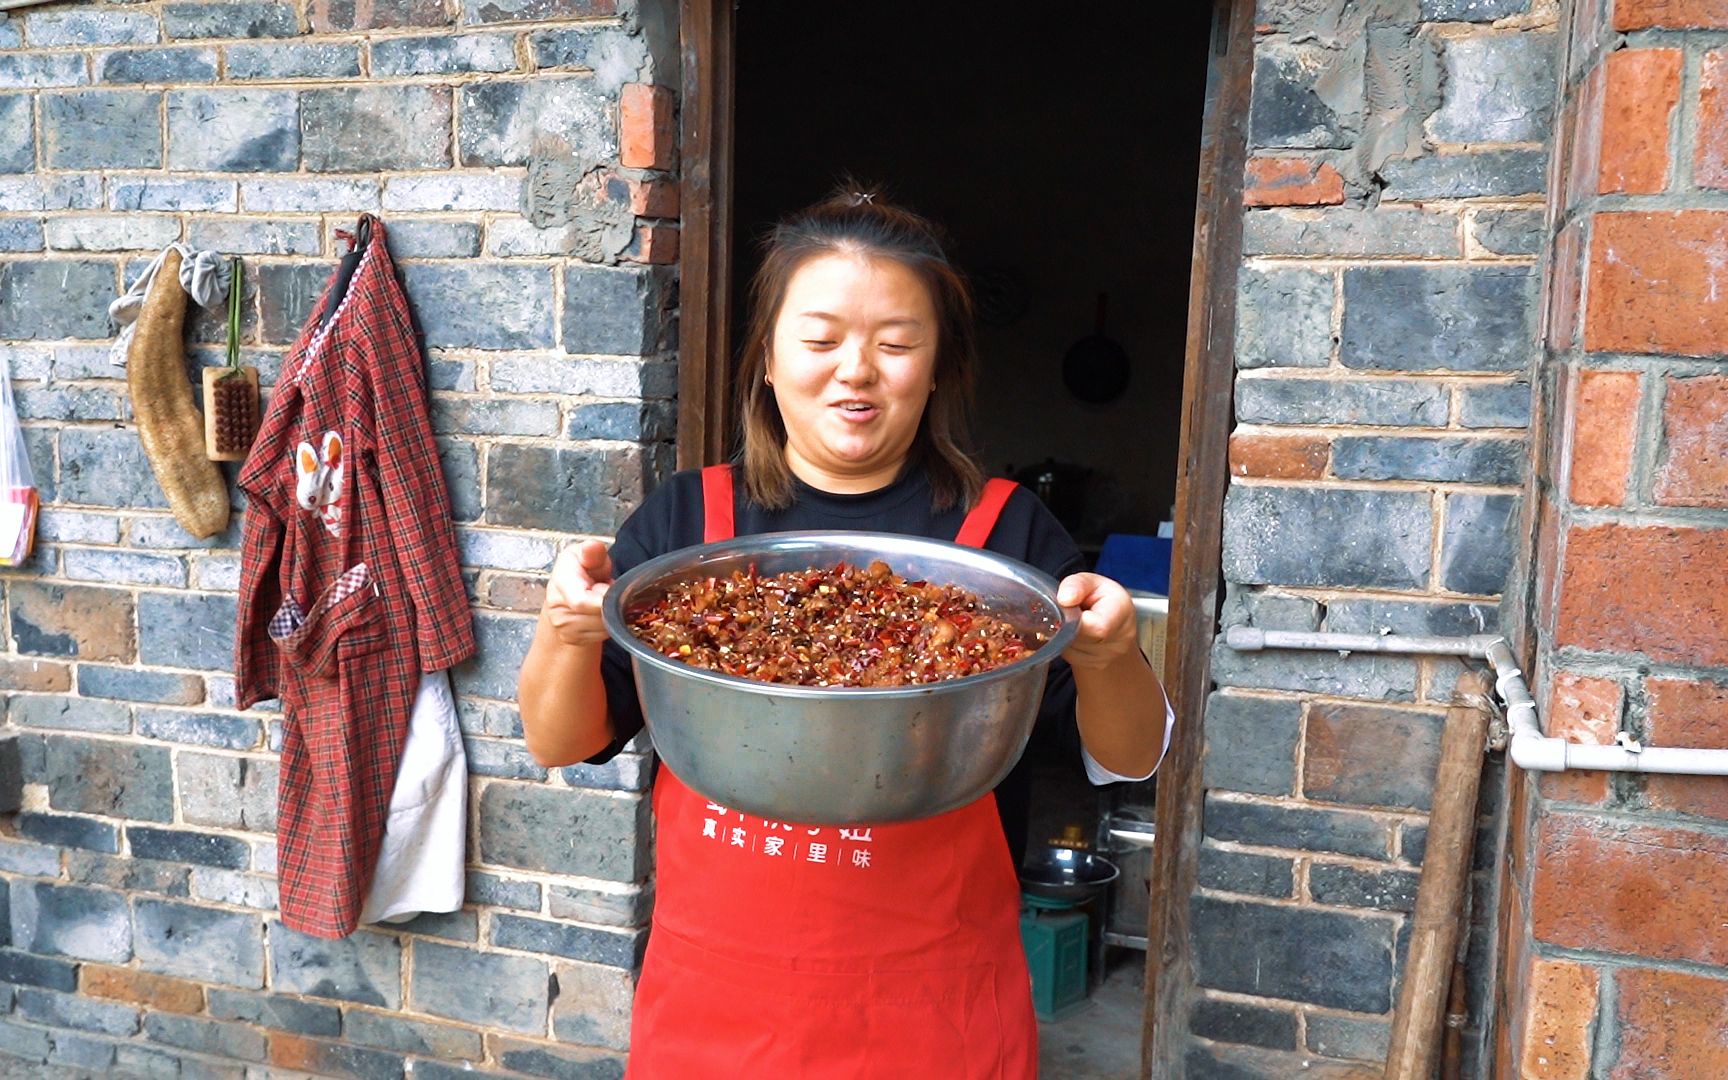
<box><xmin>1056</xmin><ymin>573</ymin><xmax>1140</xmax><ymax>671</ymax></box>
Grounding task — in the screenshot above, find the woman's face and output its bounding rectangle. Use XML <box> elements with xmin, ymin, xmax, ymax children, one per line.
<box><xmin>766</xmin><ymin>252</ymin><xmax>939</xmax><ymax>493</ymax></box>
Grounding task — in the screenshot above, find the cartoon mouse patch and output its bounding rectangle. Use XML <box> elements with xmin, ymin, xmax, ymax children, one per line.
<box><xmin>295</xmin><ymin>430</ymin><xmax>345</xmax><ymax>537</ymax></box>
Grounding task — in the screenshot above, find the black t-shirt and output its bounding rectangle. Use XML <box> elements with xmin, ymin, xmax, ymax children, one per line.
<box><xmin>591</xmin><ymin>465</ymin><xmax>1088</xmax><ymax>866</ymax></box>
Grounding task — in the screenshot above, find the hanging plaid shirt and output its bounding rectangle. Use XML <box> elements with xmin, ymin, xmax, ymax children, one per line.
<box><xmin>235</xmin><ymin>216</ymin><xmax>476</xmax><ymax>939</ymax></box>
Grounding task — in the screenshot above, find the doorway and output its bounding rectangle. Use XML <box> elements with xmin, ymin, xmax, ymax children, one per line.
<box><xmin>678</xmin><ymin>2</ymin><xmax>1250</xmax><ymax>1075</ymax></box>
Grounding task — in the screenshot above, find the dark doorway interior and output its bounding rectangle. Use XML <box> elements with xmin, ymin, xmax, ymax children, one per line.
<box><xmin>730</xmin><ymin>6</ymin><xmax>1215</xmax><ymax>1072</ymax></box>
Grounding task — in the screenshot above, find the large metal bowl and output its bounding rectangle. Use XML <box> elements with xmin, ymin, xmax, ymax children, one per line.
<box><xmin>602</xmin><ymin>531</ymin><xmax>1078</xmax><ymax>824</ymax></box>
<box><xmin>1020</xmin><ymin>846</ymin><xmax>1121</xmax><ymax>903</ymax></box>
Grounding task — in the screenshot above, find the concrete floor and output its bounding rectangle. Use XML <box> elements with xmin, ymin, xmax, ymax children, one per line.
<box><xmin>1037</xmin><ymin>950</ymin><xmax>1146</xmax><ymax>1080</ymax></box>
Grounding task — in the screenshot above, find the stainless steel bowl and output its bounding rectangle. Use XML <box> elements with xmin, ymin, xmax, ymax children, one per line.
<box><xmin>602</xmin><ymin>531</ymin><xmax>1078</xmax><ymax>824</ymax></box>
<box><xmin>1019</xmin><ymin>847</ymin><xmax>1121</xmax><ymax>903</ymax></box>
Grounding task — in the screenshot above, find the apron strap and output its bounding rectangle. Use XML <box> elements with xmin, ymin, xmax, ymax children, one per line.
<box><xmin>952</xmin><ymin>478</ymin><xmax>1017</xmax><ymax>550</ymax></box>
<box><xmin>702</xmin><ymin>464</ymin><xmax>736</xmax><ymax>543</ymax></box>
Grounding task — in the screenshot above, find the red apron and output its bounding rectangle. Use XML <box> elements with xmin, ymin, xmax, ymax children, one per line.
<box><xmin>626</xmin><ymin>466</ymin><xmax>1037</xmax><ymax>1079</ymax></box>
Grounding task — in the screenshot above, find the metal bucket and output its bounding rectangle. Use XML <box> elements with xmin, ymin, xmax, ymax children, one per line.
<box><xmin>603</xmin><ymin>531</ymin><xmax>1078</xmax><ymax>824</ymax></box>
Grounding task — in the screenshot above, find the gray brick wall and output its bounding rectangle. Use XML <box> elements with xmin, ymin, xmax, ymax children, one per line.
<box><xmin>1196</xmin><ymin>1</ymin><xmax>1553</xmax><ymax>1076</ymax></box>
<box><xmin>0</xmin><ymin>0</ymin><xmax>676</xmax><ymax>1074</ymax></box>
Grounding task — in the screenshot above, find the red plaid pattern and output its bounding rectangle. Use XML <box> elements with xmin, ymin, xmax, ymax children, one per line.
<box><xmin>236</xmin><ymin>216</ymin><xmax>476</xmax><ymax>939</ymax></box>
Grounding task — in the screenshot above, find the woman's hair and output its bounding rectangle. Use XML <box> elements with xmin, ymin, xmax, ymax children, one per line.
<box><xmin>736</xmin><ymin>181</ymin><xmax>984</xmax><ymax>512</ymax></box>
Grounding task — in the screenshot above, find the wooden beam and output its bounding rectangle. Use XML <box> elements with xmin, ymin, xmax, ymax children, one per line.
<box><xmin>1141</xmin><ymin>0</ymin><xmax>1257</xmax><ymax>1074</ymax></box>
<box><xmin>676</xmin><ymin>0</ymin><xmax>736</xmax><ymax>470</ymax></box>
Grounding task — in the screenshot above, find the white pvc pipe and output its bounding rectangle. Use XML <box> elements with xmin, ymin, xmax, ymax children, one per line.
<box><xmin>1223</xmin><ymin>627</ymin><xmax>1728</xmax><ymax>777</ymax></box>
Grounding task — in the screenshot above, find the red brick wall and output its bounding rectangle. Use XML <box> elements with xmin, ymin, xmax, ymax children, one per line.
<box><xmin>1502</xmin><ymin>0</ymin><xmax>1728</xmax><ymax>1074</ymax></box>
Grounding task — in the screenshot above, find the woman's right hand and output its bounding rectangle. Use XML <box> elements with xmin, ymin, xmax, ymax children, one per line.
<box><xmin>543</xmin><ymin>539</ymin><xmax>614</xmax><ymax>648</ymax></box>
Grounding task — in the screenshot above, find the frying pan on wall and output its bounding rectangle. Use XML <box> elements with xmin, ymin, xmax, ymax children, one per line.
<box><xmin>1062</xmin><ymin>292</ymin><xmax>1130</xmax><ymax>405</ymax></box>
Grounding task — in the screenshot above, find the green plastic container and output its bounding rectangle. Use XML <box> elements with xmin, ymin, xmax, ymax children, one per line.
<box><xmin>1019</xmin><ymin>908</ymin><xmax>1089</xmax><ymax>1020</ymax></box>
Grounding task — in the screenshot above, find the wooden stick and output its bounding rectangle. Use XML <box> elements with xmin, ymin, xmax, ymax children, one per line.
<box><xmin>1384</xmin><ymin>670</ymin><xmax>1494</xmax><ymax>1080</ymax></box>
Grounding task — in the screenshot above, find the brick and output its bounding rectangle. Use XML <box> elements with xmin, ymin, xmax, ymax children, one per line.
<box><xmin>207</xmin><ymin>987</ymin><xmax>340</xmax><ymax>1035</ymax></box>
<box><xmin>1236</xmin><ymin>377</ymin><xmax>1447</xmax><ymax>427</ymax></box>
<box><xmin>162</xmin><ymin>2</ymin><xmax>298</xmax><ymax>38</ymax></box>
<box><xmin>1192</xmin><ymin>895</ymin><xmax>1394</xmax><ymax>1011</ymax></box>
<box><xmin>619</xmin><ymin>82</ymin><xmax>676</xmax><ymax>169</ymax></box>
<box><xmin>265</xmin><ymin>1034</ymin><xmax>401</xmax><ymax>1079</ymax></box>
<box><xmin>177</xmin><ymin>752</ymin><xmax>277</xmax><ymax>832</ymax></box>
<box><xmin>1196</xmin><ymin>847</ymin><xmax>1294</xmax><ymax>898</ymax></box>
<box><xmin>14</xmin><ymin>986</ymin><xmax>139</xmax><ymax>1036</ymax></box>
<box><xmin>66</xmin><ymin>850</ymin><xmax>189</xmax><ymax>899</ymax></box>
<box><xmin>42</xmin><ymin>89</ymin><xmax>165</xmax><ymax>167</ymax></box>
<box><xmin>1431</xmin><ymin>33</ymin><xmax>1555</xmax><ymax>143</ymax></box>
<box><xmin>190</xmin><ymin>867</ymin><xmax>278</xmax><ymax>909</ymax></box>
<box><xmin>186</xmin><ymin>218</ymin><xmax>321</xmax><ymax>257</ymax></box>
<box><xmin>491</xmin><ymin>357</ymin><xmax>675</xmax><ymax>398</ymax></box>
<box><xmin>1227</xmin><ymin>588</ymin><xmax>1329</xmax><ymax>637</ymax></box>
<box><xmin>111</xmin><ymin>1044</ymin><xmax>188</xmax><ymax>1079</ymax></box>
<box><xmin>552</xmin><ymin>961</ymin><xmax>634</xmax><ymax>1051</ymax></box>
<box><xmin>627</xmin><ymin>177</ymin><xmax>679</xmax><ymax>218</ymax></box>
<box><xmin>1422</xmin><ymin>0</ymin><xmax>1530</xmax><ymax>17</ymax></box>
<box><xmin>134</xmin><ymin>899</ymin><xmax>264</xmax><ymax>988</ymax></box>
<box><xmin>1696</xmin><ymin>50</ymin><xmax>1728</xmax><ymax>191</ymax></box>
<box><xmin>45</xmin><ymin>736</ymin><xmax>171</xmax><ymax>822</ymax></box>
<box><xmin>374</xmin><ymin>219</ymin><xmax>481</xmax><ymax>258</ymax></box>
<box><xmin>82</xmin><ymin>964</ymin><xmax>204</xmax><ymax>1014</ymax></box>
<box><xmin>1210</xmin><ymin>637</ymin><xmax>1418</xmax><ymax>700</ymax></box>
<box><xmin>411</xmin><ymin>941</ymin><xmax>547</xmax><ymax>1032</ymax></box>
<box><xmin>8</xmin><ymin>694</ymin><xmax>131</xmax><ymax>735</ymax></box>
<box><xmin>383</xmin><ymin>173</ymin><xmax>522</xmax><ymax>212</ymax></box>
<box><xmin>1596</xmin><ymin>49</ymin><xmax>1682</xmax><ymax>195</ymax></box>
<box><xmin>1589</xmin><ymin>211</ymin><xmax>1728</xmax><ymax>355</ymax></box>
<box><xmin>0</xmin><ymin>658</ymin><xmax>71</xmax><ymax>693</ymax></box>
<box><xmin>1308</xmin><ymin>863</ymin><xmax>1420</xmax><ymax>911</ymax></box>
<box><xmin>491</xmin><ymin>914</ymin><xmax>643</xmax><ymax>970</ymax></box>
<box><xmin>268</xmin><ymin>923</ymin><xmax>401</xmax><ymax>1008</ymax></box>
<box><xmin>1243</xmin><ymin>157</ymin><xmax>1345</xmax><ymax>207</ymax></box>
<box><xmin>303</xmin><ymin>86</ymin><xmax>451</xmax><ymax>171</ymax></box>
<box><xmin>462</xmin><ymin>737</ymin><xmax>547</xmax><ymax>780</ymax></box>
<box><xmin>1341</xmin><ymin>265</ymin><xmax>1534</xmax><ymax>372</ymax></box>
<box><xmin>128</xmin><ymin>513</ymin><xmax>240</xmax><ymax>550</ymax></box>
<box><xmin>1556</xmin><ymin>524</ymin><xmax>1728</xmax><ymax>667</ymax></box>
<box><xmin>127</xmin><ymin>826</ymin><xmax>250</xmax><ymax>870</ymax></box>
<box><xmin>0</xmin><ymin>949</ymin><xmax>78</xmax><ymax>992</ymax></box>
<box><xmin>61</xmin><ymin>548</ymin><xmax>187</xmax><ymax>586</ymax></box>
<box><xmin>560</xmin><ymin>753</ymin><xmax>652</xmax><ymax>793</ymax></box>
<box><xmin>243</xmin><ymin>177</ymin><xmax>379</xmax><ymax>213</ymax></box>
<box><xmin>483</xmin><ymin>445</ymin><xmax>643</xmax><ymax>535</ymax></box>
<box><xmin>1303</xmin><ymin>703</ymin><xmax>1444</xmax><ymax>810</ymax></box>
<box><xmin>227</xmin><ymin>41</ymin><xmax>361</xmax><ymax>79</ymax></box>
<box><xmin>1222</xmin><ymin>485</ymin><xmax>1431</xmax><ymax>589</ymax></box>
<box><xmin>1381</xmin><ymin>149</ymin><xmax>1548</xmax><ymax>199</ymax></box>
<box><xmin>545</xmin><ymin>883</ymin><xmax>651</xmax><ymax>928</ymax></box>
<box><xmin>459</xmin><ymin>78</ymin><xmax>615</xmax><ymax>167</ymax></box>
<box><xmin>76</xmin><ymin>667</ymin><xmax>202</xmax><ymax>706</ymax></box>
<box><xmin>0</xmin><ymin>1017</ymin><xmax>50</xmax><ymax>1064</ymax></box>
<box><xmin>27</xmin><ymin>8</ymin><xmax>157</xmax><ymax>45</ymax></box>
<box><xmin>96</xmin><ymin>46</ymin><xmax>218</xmax><ymax>84</ymax></box>
<box><xmin>1643</xmin><ymin>678</ymin><xmax>1728</xmax><ymax>819</ymax></box>
<box><xmin>1541</xmin><ymin>673</ymin><xmax>1621</xmax><ymax>805</ymax></box>
<box><xmin>136</xmin><ymin>592</ymin><xmax>238</xmax><ymax>671</ymax></box>
<box><xmin>1251</xmin><ymin>42</ymin><xmax>1355</xmax><ymax>149</ymax></box>
<box><xmin>1203</xmin><ymin>794</ymin><xmax>1393</xmax><ymax>859</ymax></box>
<box><xmin>343</xmin><ymin>1007</ymin><xmax>484</xmax><ymax>1059</ymax></box>
<box><xmin>1439</xmin><ymin>492</ymin><xmax>1519</xmax><ymax>595</ymax></box>
<box><xmin>372</xmin><ymin>32</ymin><xmax>516</xmax><ymax>75</ymax></box>
<box><xmin>10</xmin><ymin>881</ymin><xmax>131</xmax><ymax>963</ymax></box>
<box><xmin>440</xmin><ymin>439</ymin><xmax>483</xmax><ymax>523</ymax></box>
<box><xmin>46</xmin><ymin>1031</ymin><xmax>118</xmax><ymax>1071</ymax></box>
<box><xmin>467</xmin><ymin>871</ymin><xmax>541</xmax><ymax>912</ymax></box>
<box><xmin>1655</xmin><ymin>375</ymin><xmax>1728</xmax><ymax>508</ymax></box>
<box><xmin>256</xmin><ymin>262</ymin><xmax>330</xmax><ymax>343</ymax></box>
<box><xmin>1202</xmin><ymin>692</ymin><xmax>1300</xmax><ymax>796</ymax></box>
<box><xmin>398</xmin><ymin>263</ymin><xmax>553</xmax><ymax>349</ymax></box>
<box><xmin>477</xmin><ymin>781</ymin><xmax>649</xmax><ymax>881</ymax></box>
<box><xmin>1245</xmin><ymin>207</ymin><xmax>1460</xmax><ymax>258</ymax></box>
<box><xmin>456</xmin><ymin>698</ymin><xmax>525</xmax><ymax>738</ymax></box>
<box><xmin>0</xmin><ymin>54</ymin><xmax>87</xmax><ymax>89</ymax></box>
<box><xmin>111</xmin><ymin>179</ymin><xmax>233</xmax><ymax>216</ymax></box>
<box><xmin>17</xmin><ymin>812</ymin><xmax>119</xmax><ymax>853</ymax></box>
<box><xmin>1460</xmin><ymin>381</ymin><xmax>1532</xmax><ymax>428</ymax></box>
<box><xmin>456</xmin><ymin>531</ymin><xmax>554</xmax><ymax>574</ymax></box>
<box><xmin>0</xmin><ymin>259</ymin><xmax>115</xmax><ymax>341</ymax></box>
<box><xmin>0</xmin><ymin>94</ymin><xmax>32</xmax><ymax>173</ymax></box>
<box><xmin>0</xmin><ymin>19</ymin><xmax>17</xmax><ymax>48</ymax></box>
<box><xmin>568</xmin><ymin>401</ymin><xmax>674</xmax><ymax>442</ymax></box>
<box><xmin>167</xmin><ymin>90</ymin><xmax>299</xmax><ymax>172</ymax></box>
<box><xmin>434</xmin><ymin>398</ymin><xmax>561</xmax><ymax>439</ymax></box>
<box><xmin>1306</xmin><ymin>1013</ymin><xmax>1392</xmax><ymax>1062</ymax></box>
<box><xmin>0</xmin><ymin>219</ymin><xmax>41</xmax><ymax>252</ymax></box>
<box><xmin>15</xmin><ymin>385</ymin><xmax>127</xmax><ymax>421</ymax></box>
<box><xmin>136</xmin><ymin>709</ymin><xmax>259</xmax><ymax>750</ymax></box>
<box><xmin>1517</xmin><ymin>957</ymin><xmax>1598</xmax><ymax>1077</ymax></box>
<box><xmin>390</xmin><ymin>908</ymin><xmax>479</xmax><ymax>941</ymax></box>
<box><xmin>0</xmin><ymin>174</ymin><xmax>102</xmax><ymax>212</ymax></box>
<box><xmin>486</xmin><ymin>218</ymin><xmax>575</xmax><ymax>257</ymax></box>
<box><xmin>461</xmin><ymin>0</ymin><xmax>614</xmax><ymax>25</ymax></box>
<box><xmin>530</xmin><ymin>26</ymin><xmax>644</xmax><ymax>76</ymax></box>
<box><xmin>1616</xmin><ymin>0</ymin><xmax>1728</xmax><ymax>28</ymax></box>
<box><xmin>142</xmin><ymin>1013</ymin><xmax>267</xmax><ymax>1062</ymax></box>
<box><xmin>1472</xmin><ymin>208</ymin><xmax>1544</xmax><ymax>256</ymax></box>
<box><xmin>312</xmin><ymin>0</ymin><xmax>447</xmax><ymax>30</ymax></box>
<box><xmin>1567</xmin><ymin>369</ymin><xmax>1641</xmax><ymax>505</ymax></box>
<box><xmin>1612</xmin><ymin>966</ymin><xmax>1728</xmax><ymax>1078</ymax></box>
<box><xmin>1190</xmin><ymin>996</ymin><xmax>1298</xmax><ymax>1051</ymax></box>
<box><xmin>493</xmin><ymin>1037</ymin><xmax>627</xmax><ymax>1078</ymax></box>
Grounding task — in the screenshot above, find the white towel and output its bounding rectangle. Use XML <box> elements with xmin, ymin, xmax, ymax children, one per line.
<box><xmin>108</xmin><ymin>243</ymin><xmax>233</xmax><ymax>368</ymax></box>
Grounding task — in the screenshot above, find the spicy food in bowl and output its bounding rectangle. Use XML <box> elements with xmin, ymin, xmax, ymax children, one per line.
<box><xmin>624</xmin><ymin>559</ymin><xmax>1044</xmax><ymax>688</ymax></box>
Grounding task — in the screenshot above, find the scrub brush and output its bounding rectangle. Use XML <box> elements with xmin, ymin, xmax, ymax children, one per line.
<box><xmin>204</xmin><ymin>257</ymin><xmax>260</xmax><ymax>462</ymax></box>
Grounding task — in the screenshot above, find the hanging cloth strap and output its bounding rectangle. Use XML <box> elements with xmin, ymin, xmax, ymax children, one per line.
<box><xmin>701</xmin><ymin>464</ymin><xmax>736</xmax><ymax>544</ymax></box>
<box><xmin>952</xmin><ymin>477</ymin><xmax>1019</xmax><ymax>549</ymax></box>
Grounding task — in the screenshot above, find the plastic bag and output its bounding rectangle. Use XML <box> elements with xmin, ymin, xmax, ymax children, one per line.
<box><xmin>0</xmin><ymin>352</ymin><xmax>38</xmax><ymax>566</ymax></box>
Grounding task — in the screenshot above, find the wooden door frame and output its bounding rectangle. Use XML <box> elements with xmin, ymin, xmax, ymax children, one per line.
<box><xmin>677</xmin><ymin>3</ymin><xmax>1253</xmax><ymax>1073</ymax></box>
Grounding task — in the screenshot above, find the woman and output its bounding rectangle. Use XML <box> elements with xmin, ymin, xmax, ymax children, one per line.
<box><xmin>519</xmin><ymin>186</ymin><xmax>1171</xmax><ymax>1078</ymax></box>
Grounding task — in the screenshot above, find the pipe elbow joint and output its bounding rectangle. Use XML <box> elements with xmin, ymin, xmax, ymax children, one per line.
<box><xmin>1223</xmin><ymin>626</ymin><xmax>1265</xmax><ymax>651</ymax></box>
<box><xmin>1509</xmin><ymin>733</ymin><xmax>1568</xmax><ymax>772</ymax></box>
